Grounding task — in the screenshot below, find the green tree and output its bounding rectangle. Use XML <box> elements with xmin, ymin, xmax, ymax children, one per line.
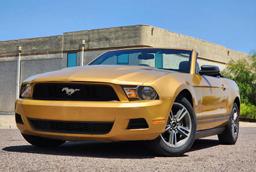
<box><xmin>222</xmin><ymin>54</ymin><xmax>256</xmax><ymax>104</ymax></box>
<box><xmin>222</xmin><ymin>53</ymin><xmax>256</xmax><ymax>119</ymax></box>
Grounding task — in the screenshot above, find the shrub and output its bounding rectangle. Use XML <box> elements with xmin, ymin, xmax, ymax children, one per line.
<box><xmin>222</xmin><ymin>54</ymin><xmax>256</xmax><ymax>104</ymax></box>
<box><xmin>240</xmin><ymin>103</ymin><xmax>256</xmax><ymax>120</ymax></box>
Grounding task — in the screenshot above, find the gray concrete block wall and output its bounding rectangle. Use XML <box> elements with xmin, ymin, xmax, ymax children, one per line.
<box><xmin>0</xmin><ymin>53</ymin><xmax>66</xmax><ymax>114</ymax></box>
<box><xmin>0</xmin><ymin>36</ymin><xmax>62</xmax><ymax>57</ymax></box>
<box><xmin>21</xmin><ymin>56</ymin><xmax>66</xmax><ymax>82</ymax></box>
<box><xmin>63</xmin><ymin>25</ymin><xmax>143</xmax><ymax>52</ymax></box>
<box><xmin>0</xmin><ymin>61</ymin><xmax>17</xmax><ymax>114</ymax></box>
<box><xmin>139</xmin><ymin>26</ymin><xmax>248</xmax><ymax>64</ymax></box>
<box><xmin>0</xmin><ymin>25</ymin><xmax>248</xmax><ymax>62</ymax></box>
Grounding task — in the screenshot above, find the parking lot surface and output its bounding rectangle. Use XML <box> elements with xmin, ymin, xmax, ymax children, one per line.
<box><xmin>0</xmin><ymin>128</ymin><xmax>255</xmax><ymax>172</ymax></box>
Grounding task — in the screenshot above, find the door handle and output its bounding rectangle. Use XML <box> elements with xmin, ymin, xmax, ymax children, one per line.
<box><xmin>221</xmin><ymin>84</ymin><xmax>226</xmax><ymax>91</ymax></box>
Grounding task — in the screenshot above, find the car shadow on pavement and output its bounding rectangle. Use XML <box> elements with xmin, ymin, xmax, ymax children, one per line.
<box><xmin>3</xmin><ymin>138</ymin><xmax>220</xmax><ymax>159</ymax></box>
<box><xmin>190</xmin><ymin>139</ymin><xmax>220</xmax><ymax>152</ymax></box>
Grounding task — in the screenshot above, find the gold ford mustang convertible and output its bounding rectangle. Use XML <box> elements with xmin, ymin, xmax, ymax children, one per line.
<box><xmin>15</xmin><ymin>48</ymin><xmax>240</xmax><ymax>156</ymax></box>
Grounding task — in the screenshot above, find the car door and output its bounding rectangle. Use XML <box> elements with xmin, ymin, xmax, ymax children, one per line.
<box><xmin>192</xmin><ymin>73</ymin><xmax>229</xmax><ymax>130</ymax></box>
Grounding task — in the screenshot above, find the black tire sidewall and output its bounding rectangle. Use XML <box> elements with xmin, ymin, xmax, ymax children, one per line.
<box><xmin>218</xmin><ymin>103</ymin><xmax>240</xmax><ymax>144</ymax></box>
<box><xmin>153</xmin><ymin>97</ymin><xmax>197</xmax><ymax>156</ymax></box>
<box><xmin>227</xmin><ymin>103</ymin><xmax>239</xmax><ymax>142</ymax></box>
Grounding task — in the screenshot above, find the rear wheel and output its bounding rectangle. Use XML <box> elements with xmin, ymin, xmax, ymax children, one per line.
<box><xmin>22</xmin><ymin>134</ymin><xmax>65</xmax><ymax>147</ymax></box>
<box><xmin>218</xmin><ymin>103</ymin><xmax>239</xmax><ymax>144</ymax></box>
<box><xmin>149</xmin><ymin>97</ymin><xmax>196</xmax><ymax>156</ymax></box>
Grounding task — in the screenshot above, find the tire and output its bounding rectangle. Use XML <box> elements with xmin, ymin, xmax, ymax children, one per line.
<box><xmin>22</xmin><ymin>134</ymin><xmax>65</xmax><ymax>147</ymax></box>
<box><xmin>218</xmin><ymin>103</ymin><xmax>239</xmax><ymax>144</ymax></box>
<box><xmin>149</xmin><ymin>97</ymin><xmax>196</xmax><ymax>156</ymax></box>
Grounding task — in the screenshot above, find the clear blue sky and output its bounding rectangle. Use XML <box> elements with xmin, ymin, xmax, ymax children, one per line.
<box><xmin>0</xmin><ymin>0</ymin><xmax>255</xmax><ymax>53</ymax></box>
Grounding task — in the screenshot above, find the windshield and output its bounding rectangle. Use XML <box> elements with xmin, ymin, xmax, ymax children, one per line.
<box><xmin>89</xmin><ymin>48</ymin><xmax>192</xmax><ymax>73</ymax></box>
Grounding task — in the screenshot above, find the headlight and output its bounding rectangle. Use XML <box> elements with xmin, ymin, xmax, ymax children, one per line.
<box><xmin>137</xmin><ymin>86</ymin><xmax>158</xmax><ymax>100</ymax></box>
<box><xmin>122</xmin><ymin>86</ymin><xmax>158</xmax><ymax>100</ymax></box>
<box><xmin>20</xmin><ymin>83</ymin><xmax>33</xmax><ymax>98</ymax></box>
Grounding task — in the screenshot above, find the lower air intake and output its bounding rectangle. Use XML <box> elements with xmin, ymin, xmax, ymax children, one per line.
<box><xmin>29</xmin><ymin>118</ymin><xmax>113</xmax><ymax>135</ymax></box>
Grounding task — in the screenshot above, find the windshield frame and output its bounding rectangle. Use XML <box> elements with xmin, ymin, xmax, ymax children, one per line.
<box><xmin>88</xmin><ymin>48</ymin><xmax>192</xmax><ymax>73</ymax></box>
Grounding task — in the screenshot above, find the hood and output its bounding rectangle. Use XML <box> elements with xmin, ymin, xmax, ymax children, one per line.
<box><xmin>24</xmin><ymin>65</ymin><xmax>170</xmax><ymax>85</ymax></box>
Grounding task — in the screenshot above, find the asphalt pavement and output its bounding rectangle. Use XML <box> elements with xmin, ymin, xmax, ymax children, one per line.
<box><xmin>0</xmin><ymin>128</ymin><xmax>255</xmax><ymax>172</ymax></box>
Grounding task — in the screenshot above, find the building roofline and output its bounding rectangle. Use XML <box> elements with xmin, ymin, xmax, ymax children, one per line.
<box><xmin>0</xmin><ymin>25</ymin><xmax>248</xmax><ymax>63</ymax></box>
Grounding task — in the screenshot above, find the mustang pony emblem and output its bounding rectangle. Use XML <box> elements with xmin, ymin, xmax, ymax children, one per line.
<box><xmin>61</xmin><ymin>87</ymin><xmax>80</xmax><ymax>96</ymax></box>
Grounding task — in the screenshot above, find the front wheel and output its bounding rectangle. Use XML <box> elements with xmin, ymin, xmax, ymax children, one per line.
<box><xmin>22</xmin><ymin>134</ymin><xmax>65</xmax><ymax>147</ymax></box>
<box><xmin>149</xmin><ymin>97</ymin><xmax>196</xmax><ymax>156</ymax></box>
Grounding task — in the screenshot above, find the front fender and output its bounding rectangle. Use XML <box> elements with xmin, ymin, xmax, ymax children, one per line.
<box><xmin>149</xmin><ymin>73</ymin><xmax>197</xmax><ymax>110</ymax></box>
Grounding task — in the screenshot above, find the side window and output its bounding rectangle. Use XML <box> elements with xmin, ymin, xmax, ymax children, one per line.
<box><xmin>67</xmin><ymin>52</ymin><xmax>77</xmax><ymax>67</ymax></box>
<box><xmin>196</xmin><ymin>61</ymin><xmax>200</xmax><ymax>74</ymax></box>
<box><xmin>197</xmin><ymin>58</ymin><xmax>225</xmax><ymax>71</ymax></box>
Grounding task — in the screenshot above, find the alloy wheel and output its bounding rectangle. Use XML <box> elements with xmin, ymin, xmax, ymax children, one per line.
<box><xmin>160</xmin><ymin>102</ymin><xmax>192</xmax><ymax>148</ymax></box>
<box><xmin>231</xmin><ymin>106</ymin><xmax>239</xmax><ymax>138</ymax></box>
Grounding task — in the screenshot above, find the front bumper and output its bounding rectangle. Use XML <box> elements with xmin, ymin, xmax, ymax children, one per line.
<box><xmin>15</xmin><ymin>99</ymin><xmax>171</xmax><ymax>141</ymax></box>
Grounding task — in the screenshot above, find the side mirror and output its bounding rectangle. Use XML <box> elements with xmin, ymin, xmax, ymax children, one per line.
<box><xmin>199</xmin><ymin>65</ymin><xmax>221</xmax><ymax>77</ymax></box>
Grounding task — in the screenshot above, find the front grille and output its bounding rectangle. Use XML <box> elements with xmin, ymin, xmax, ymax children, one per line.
<box><xmin>33</xmin><ymin>83</ymin><xmax>119</xmax><ymax>101</ymax></box>
<box><xmin>29</xmin><ymin>118</ymin><xmax>113</xmax><ymax>134</ymax></box>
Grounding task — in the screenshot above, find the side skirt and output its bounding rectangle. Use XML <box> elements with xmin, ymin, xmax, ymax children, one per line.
<box><xmin>195</xmin><ymin>127</ymin><xmax>225</xmax><ymax>139</ymax></box>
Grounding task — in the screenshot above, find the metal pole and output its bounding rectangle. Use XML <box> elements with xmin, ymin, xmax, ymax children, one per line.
<box><xmin>16</xmin><ymin>46</ymin><xmax>22</xmax><ymax>99</ymax></box>
<box><xmin>80</xmin><ymin>40</ymin><xmax>85</xmax><ymax>66</ymax></box>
